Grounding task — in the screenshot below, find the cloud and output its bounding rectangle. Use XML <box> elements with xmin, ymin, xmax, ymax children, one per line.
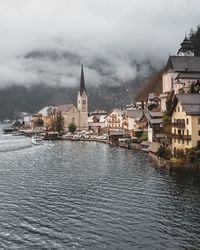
<box><xmin>0</xmin><ymin>0</ymin><xmax>199</xmax><ymax>87</ymax></box>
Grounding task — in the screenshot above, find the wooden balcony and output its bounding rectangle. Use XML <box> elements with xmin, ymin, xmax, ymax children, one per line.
<box><xmin>172</xmin><ymin>122</ymin><xmax>185</xmax><ymax>128</ymax></box>
<box><xmin>171</xmin><ymin>133</ymin><xmax>191</xmax><ymax>140</ymax></box>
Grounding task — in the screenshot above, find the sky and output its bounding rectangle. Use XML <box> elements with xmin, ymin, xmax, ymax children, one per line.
<box><xmin>0</xmin><ymin>0</ymin><xmax>199</xmax><ymax>87</ymax></box>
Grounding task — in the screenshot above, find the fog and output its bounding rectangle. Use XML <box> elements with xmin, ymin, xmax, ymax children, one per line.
<box><xmin>0</xmin><ymin>0</ymin><xmax>199</xmax><ymax>87</ymax></box>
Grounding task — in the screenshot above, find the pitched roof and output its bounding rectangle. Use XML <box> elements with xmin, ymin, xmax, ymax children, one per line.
<box><xmin>148</xmin><ymin>142</ymin><xmax>161</xmax><ymax>153</ymax></box>
<box><xmin>57</xmin><ymin>104</ymin><xmax>76</xmax><ymax>113</ymax></box>
<box><xmin>167</xmin><ymin>56</ymin><xmax>200</xmax><ymax>72</ymax></box>
<box><xmin>176</xmin><ymin>94</ymin><xmax>200</xmax><ymax>115</ymax></box>
<box><xmin>176</xmin><ymin>72</ymin><xmax>200</xmax><ymax>80</ymax></box>
<box><xmin>149</xmin><ymin>112</ymin><xmax>163</xmax><ymax>118</ymax></box>
<box><xmin>126</xmin><ymin>110</ymin><xmax>143</xmax><ymax>119</ymax></box>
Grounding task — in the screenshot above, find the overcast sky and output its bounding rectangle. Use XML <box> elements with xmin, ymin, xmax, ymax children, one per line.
<box><xmin>0</xmin><ymin>0</ymin><xmax>199</xmax><ymax>87</ymax></box>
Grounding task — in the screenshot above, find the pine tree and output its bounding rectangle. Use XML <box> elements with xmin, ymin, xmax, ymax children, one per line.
<box><xmin>54</xmin><ymin>111</ymin><xmax>64</xmax><ymax>134</ymax></box>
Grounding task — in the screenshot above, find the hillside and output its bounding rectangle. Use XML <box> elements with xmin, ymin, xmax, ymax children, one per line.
<box><xmin>134</xmin><ymin>68</ymin><xmax>164</xmax><ymax>101</ymax></box>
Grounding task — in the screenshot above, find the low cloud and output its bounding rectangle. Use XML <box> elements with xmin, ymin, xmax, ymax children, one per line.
<box><xmin>0</xmin><ymin>0</ymin><xmax>199</xmax><ymax>87</ymax></box>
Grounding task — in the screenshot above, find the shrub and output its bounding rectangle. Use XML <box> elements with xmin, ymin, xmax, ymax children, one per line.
<box><xmin>157</xmin><ymin>145</ymin><xmax>171</xmax><ymax>160</ymax></box>
<box><xmin>175</xmin><ymin>149</ymin><xmax>186</xmax><ymax>159</ymax></box>
<box><xmin>68</xmin><ymin>123</ymin><xmax>76</xmax><ymax>133</ymax></box>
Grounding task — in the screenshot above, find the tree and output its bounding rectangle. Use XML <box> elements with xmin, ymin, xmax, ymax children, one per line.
<box><xmin>68</xmin><ymin>122</ymin><xmax>76</xmax><ymax>133</ymax></box>
<box><xmin>54</xmin><ymin>111</ymin><xmax>64</xmax><ymax>134</ymax></box>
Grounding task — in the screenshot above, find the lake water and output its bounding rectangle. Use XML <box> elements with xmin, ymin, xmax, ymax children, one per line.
<box><xmin>0</xmin><ymin>125</ymin><xmax>200</xmax><ymax>249</ymax></box>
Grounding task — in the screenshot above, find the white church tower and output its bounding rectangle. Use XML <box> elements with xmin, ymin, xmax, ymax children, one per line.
<box><xmin>77</xmin><ymin>65</ymin><xmax>89</xmax><ymax>130</ymax></box>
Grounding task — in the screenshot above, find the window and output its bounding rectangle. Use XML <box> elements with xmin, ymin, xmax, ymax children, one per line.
<box><xmin>198</xmin><ymin>130</ymin><xmax>200</xmax><ymax>136</ymax></box>
<box><xmin>187</xmin><ymin>129</ymin><xmax>189</xmax><ymax>135</ymax></box>
<box><xmin>174</xmin><ymin>138</ymin><xmax>176</xmax><ymax>143</ymax></box>
<box><xmin>187</xmin><ymin>140</ymin><xmax>189</xmax><ymax>145</ymax></box>
<box><xmin>178</xmin><ymin>139</ymin><xmax>180</xmax><ymax>144</ymax></box>
<box><xmin>174</xmin><ymin>128</ymin><xmax>176</xmax><ymax>134</ymax></box>
<box><xmin>198</xmin><ymin>118</ymin><xmax>200</xmax><ymax>125</ymax></box>
<box><xmin>186</xmin><ymin>119</ymin><xmax>189</xmax><ymax>125</ymax></box>
<box><xmin>178</xmin><ymin>107</ymin><xmax>180</xmax><ymax>112</ymax></box>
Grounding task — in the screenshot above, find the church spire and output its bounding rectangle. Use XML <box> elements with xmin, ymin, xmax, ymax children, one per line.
<box><xmin>80</xmin><ymin>65</ymin><xmax>87</xmax><ymax>96</ymax></box>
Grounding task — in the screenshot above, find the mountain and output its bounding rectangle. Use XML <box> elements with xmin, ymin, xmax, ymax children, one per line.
<box><xmin>134</xmin><ymin>68</ymin><xmax>164</xmax><ymax>101</ymax></box>
<box><xmin>0</xmin><ymin>49</ymin><xmax>157</xmax><ymax>120</ymax></box>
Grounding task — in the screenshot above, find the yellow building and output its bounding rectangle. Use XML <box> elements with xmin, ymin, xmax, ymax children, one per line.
<box><xmin>171</xmin><ymin>94</ymin><xmax>200</xmax><ymax>153</ymax></box>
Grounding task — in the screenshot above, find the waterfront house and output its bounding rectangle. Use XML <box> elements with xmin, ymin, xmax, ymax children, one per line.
<box><xmin>105</xmin><ymin>108</ymin><xmax>125</xmax><ymax>131</ymax></box>
<box><xmin>171</xmin><ymin>94</ymin><xmax>200</xmax><ymax>154</ymax></box>
<box><xmin>145</xmin><ymin>111</ymin><xmax>164</xmax><ymax>142</ymax></box>
<box><xmin>124</xmin><ymin>109</ymin><xmax>147</xmax><ymax>137</ymax></box>
<box><xmin>88</xmin><ymin>110</ymin><xmax>107</xmax><ymax>134</ymax></box>
<box><xmin>37</xmin><ymin>106</ymin><xmax>56</xmax><ymax>129</ymax></box>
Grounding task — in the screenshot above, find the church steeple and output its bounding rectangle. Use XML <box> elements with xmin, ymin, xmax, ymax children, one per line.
<box><xmin>77</xmin><ymin>64</ymin><xmax>88</xmax><ymax>130</ymax></box>
<box><xmin>80</xmin><ymin>65</ymin><xmax>87</xmax><ymax>96</ymax></box>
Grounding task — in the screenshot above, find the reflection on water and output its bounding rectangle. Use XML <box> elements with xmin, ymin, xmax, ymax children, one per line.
<box><xmin>0</xmin><ymin>125</ymin><xmax>200</xmax><ymax>249</ymax></box>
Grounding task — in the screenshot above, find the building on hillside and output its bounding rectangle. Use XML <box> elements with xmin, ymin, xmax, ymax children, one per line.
<box><xmin>57</xmin><ymin>65</ymin><xmax>89</xmax><ymax>131</ymax></box>
<box><xmin>174</xmin><ymin>73</ymin><xmax>200</xmax><ymax>94</ymax></box>
<box><xmin>160</xmin><ymin>36</ymin><xmax>200</xmax><ymax>111</ymax></box>
<box><xmin>147</xmin><ymin>93</ymin><xmax>160</xmax><ymax>110</ymax></box>
<box><xmin>145</xmin><ymin>111</ymin><xmax>164</xmax><ymax>143</ymax></box>
<box><xmin>105</xmin><ymin>108</ymin><xmax>125</xmax><ymax>130</ymax></box>
<box><xmin>171</xmin><ymin>94</ymin><xmax>200</xmax><ymax>154</ymax></box>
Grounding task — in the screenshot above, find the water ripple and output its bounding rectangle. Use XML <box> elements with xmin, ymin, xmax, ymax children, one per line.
<box><xmin>0</xmin><ymin>128</ymin><xmax>200</xmax><ymax>249</ymax></box>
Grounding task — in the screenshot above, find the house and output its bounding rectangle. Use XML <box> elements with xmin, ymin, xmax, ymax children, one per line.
<box><xmin>145</xmin><ymin>111</ymin><xmax>164</xmax><ymax>142</ymax></box>
<box><xmin>160</xmin><ymin>36</ymin><xmax>200</xmax><ymax>111</ymax></box>
<box><xmin>37</xmin><ymin>106</ymin><xmax>56</xmax><ymax>129</ymax></box>
<box><xmin>171</xmin><ymin>94</ymin><xmax>200</xmax><ymax>154</ymax></box>
<box><xmin>124</xmin><ymin>109</ymin><xmax>147</xmax><ymax>138</ymax></box>
<box><xmin>147</xmin><ymin>93</ymin><xmax>160</xmax><ymax>110</ymax></box>
<box><xmin>105</xmin><ymin>108</ymin><xmax>125</xmax><ymax>130</ymax></box>
<box><xmin>88</xmin><ymin>110</ymin><xmax>107</xmax><ymax>134</ymax></box>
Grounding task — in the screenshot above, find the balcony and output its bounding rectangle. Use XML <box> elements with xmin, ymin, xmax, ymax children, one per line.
<box><xmin>171</xmin><ymin>133</ymin><xmax>191</xmax><ymax>140</ymax></box>
<box><xmin>172</xmin><ymin>122</ymin><xmax>185</xmax><ymax>128</ymax></box>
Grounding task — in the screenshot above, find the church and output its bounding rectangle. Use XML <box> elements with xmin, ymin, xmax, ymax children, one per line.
<box><xmin>57</xmin><ymin>65</ymin><xmax>89</xmax><ymax>131</ymax></box>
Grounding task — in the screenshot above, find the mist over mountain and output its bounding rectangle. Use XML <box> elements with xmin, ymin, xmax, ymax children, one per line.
<box><xmin>0</xmin><ymin>1</ymin><xmax>199</xmax><ymax>119</ymax></box>
<box><xmin>0</xmin><ymin>48</ymin><xmax>157</xmax><ymax>120</ymax></box>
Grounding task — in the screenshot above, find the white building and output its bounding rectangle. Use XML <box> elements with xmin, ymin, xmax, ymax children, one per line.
<box><xmin>105</xmin><ymin>108</ymin><xmax>124</xmax><ymax>130</ymax></box>
<box><xmin>160</xmin><ymin>36</ymin><xmax>200</xmax><ymax>112</ymax></box>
